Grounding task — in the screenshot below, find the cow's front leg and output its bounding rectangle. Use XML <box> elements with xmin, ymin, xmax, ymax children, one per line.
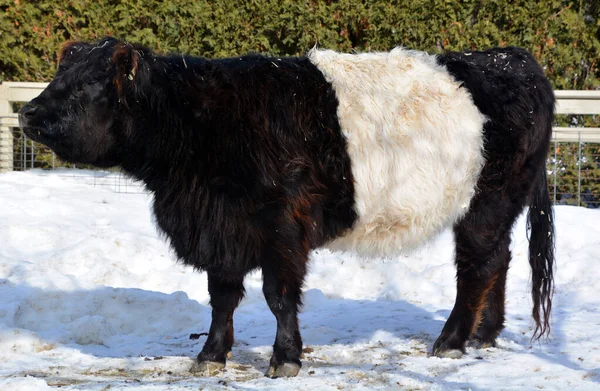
<box><xmin>191</xmin><ymin>272</ymin><xmax>244</xmax><ymax>375</ymax></box>
<box><xmin>262</xmin><ymin>256</ymin><xmax>306</xmax><ymax>378</ymax></box>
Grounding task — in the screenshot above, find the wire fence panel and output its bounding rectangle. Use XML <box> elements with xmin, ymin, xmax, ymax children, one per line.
<box><xmin>9</xmin><ymin>126</ymin><xmax>145</xmax><ymax>194</ymax></box>
<box><xmin>550</xmin><ymin>137</ymin><xmax>600</xmax><ymax>208</ymax></box>
<box><xmin>11</xmin><ymin>127</ymin><xmax>54</xmax><ymax>170</ymax></box>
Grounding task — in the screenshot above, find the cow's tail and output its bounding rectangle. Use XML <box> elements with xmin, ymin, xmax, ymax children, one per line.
<box><xmin>527</xmin><ymin>144</ymin><xmax>555</xmax><ymax>340</ymax></box>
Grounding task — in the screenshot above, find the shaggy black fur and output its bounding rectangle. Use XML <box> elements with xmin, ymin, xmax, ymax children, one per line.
<box><xmin>19</xmin><ymin>38</ymin><xmax>555</xmax><ymax>375</ymax></box>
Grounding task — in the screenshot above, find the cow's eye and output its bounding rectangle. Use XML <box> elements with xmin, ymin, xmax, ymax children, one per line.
<box><xmin>58</xmin><ymin>65</ymin><xmax>68</xmax><ymax>72</ymax></box>
<box><xmin>87</xmin><ymin>78</ymin><xmax>99</xmax><ymax>85</ymax></box>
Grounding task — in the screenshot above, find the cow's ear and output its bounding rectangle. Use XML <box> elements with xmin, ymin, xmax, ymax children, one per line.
<box><xmin>58</xmin><ymin>41</ymin><xmax>91</xmax><ymax>65</ymax></box>
<box><xmin>112</xmin><ymin>42</ymin><xmax>152</xmax><ymax>101</ymax></box>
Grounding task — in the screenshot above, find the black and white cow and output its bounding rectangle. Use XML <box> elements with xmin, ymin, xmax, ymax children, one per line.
<box><xmin>19</xmin><ymin>37</ymin><xmax>555</xmax><ymax>377</ymax></box>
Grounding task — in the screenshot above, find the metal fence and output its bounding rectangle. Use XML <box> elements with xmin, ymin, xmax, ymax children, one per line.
<box><xmin>550</xmin><ymin>131</ymin><xmax>600</xmax><ymax>208</ymax></box>
<box><xmin>11</xmin><ymin>125</ymin><xmax>55</xmax><ymax>170</ymax></box>
<box><xmin>11</xmin><ymin>131</ymin><xmax>144</xmax><ymax>194</ymax></box>
<box><xmin>1</xmin><ymin>83</ymin><xmax>599</xmax><ymax>204</ymax></box>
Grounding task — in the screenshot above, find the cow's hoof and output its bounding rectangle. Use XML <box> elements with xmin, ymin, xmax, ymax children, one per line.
<box><xmin>467</xmin><ymin>338</ymin><xmax>496</xmax><ymax>349</ymax></box>
<box><xmin>432</xmin><ymin>337</ymin><xmax>465</xmax><ymax>359</ymax></box>
<box><xmin>190</xmin><ymin>360</ymin><xmax>225</xmax><ymax>376</ymax></box>
<box><xmin>265</xmin><ymin>362</ymin><xmax>301</xmax><ymax>378</ymax></box>
<box><xmin>434</xmin><ymin>348</ymin><xmax>464</xmax><ymax>359</ymax></box>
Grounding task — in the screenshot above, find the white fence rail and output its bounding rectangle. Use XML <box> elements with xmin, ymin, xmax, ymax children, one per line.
<box><xmin>553</xmin><ymin>90</ymin><xmax>600</xmax><ymax>144</ymax></box>
<box><xmin>1</xmin><ymin>82</ymin><xmax>49</xmax><ymax>172</ymax></box>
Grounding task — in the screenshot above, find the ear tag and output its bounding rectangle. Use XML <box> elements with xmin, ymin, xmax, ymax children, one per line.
<box><xmin>127</xmin><ymin>67</ymin><xmax>137</xmax><ymax>81</ymax></box>
<box><xmin>127</xmin><ymin>69</ymin><xmax>135</xmax><ymax>80</ymax></box>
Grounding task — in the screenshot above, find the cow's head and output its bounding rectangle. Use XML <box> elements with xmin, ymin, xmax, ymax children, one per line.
<box><xmin>18</xmin><ymin>37</ymin><xmax>152</xmax><ymax>167</ymax></box>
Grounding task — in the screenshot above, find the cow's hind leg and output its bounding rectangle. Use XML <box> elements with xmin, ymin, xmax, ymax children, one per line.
<box><xmin>433</xmin><ymin>200</ymin><xmax>520</xmax><ymax>358</ymax></box>
<box><xmin>191</xmin><ymin>272</ymin><xmax>245</xmax><ymax>375</ymax></box>
<box><xmin>262</xmin><ymin>252</ymin><xmax>306</xmax><ymax>378</ymax></box>
<box><xmin>468</xmin><ymin>249</ymin><xmax>510</xmax><ymax>348</ymax></box>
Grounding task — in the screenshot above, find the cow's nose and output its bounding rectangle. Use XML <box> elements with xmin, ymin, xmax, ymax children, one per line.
<box><xmin>19</xmin><ymin>104</ymin><xmax>38</xmax><ymax>119</ymax></box>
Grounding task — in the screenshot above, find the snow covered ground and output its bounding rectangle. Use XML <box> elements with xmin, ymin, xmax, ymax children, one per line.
<box><xmin>1</xmin><ymin>170</ymin><xmax>599</xmax><ymax>390</ymax></box>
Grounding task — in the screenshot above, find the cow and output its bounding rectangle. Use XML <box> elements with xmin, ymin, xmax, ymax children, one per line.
<box><xmin>19</xmin><ymin>37</ymin><xmax>555</xmax><ymax>378</ymax></box>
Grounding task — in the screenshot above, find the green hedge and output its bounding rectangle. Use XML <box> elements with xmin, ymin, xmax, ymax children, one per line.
<box><xmin>1</xmin><ymin>0</ymin><xmax>599</xmax><ymax>89</ymax></box>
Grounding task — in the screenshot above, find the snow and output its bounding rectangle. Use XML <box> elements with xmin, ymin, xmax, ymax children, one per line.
<box><xmin>1</xmin><ymin>170</ymin><xmax>599</xmax><ymax>390</ymax></box>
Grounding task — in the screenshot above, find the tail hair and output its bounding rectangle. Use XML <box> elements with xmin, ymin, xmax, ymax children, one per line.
<box><xmin>527</xmin><ymin>168</ymin><xmax>555</xmax><ymax>340</ymax></box>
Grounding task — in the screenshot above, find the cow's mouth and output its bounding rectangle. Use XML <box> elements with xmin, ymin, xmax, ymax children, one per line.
<box><xmin>20</xmin><ymin>123</ymin><xmax>58</xmax><ymax>145</ymax></box>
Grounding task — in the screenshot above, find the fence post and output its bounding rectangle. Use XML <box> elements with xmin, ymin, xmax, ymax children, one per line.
<box><xmin>577</xmin><ymin>132</ymin><xmax>582</xmax><ymax>207</ymax></box>
<box><xmin>0</xmin><ymin>84</ymin><xmax>14</xmax><ymax>173</ymax></box>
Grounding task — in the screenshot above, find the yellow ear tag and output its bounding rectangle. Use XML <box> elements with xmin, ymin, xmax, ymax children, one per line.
<box><xmin>127</xmin><ymin>67</ymin><xmax>136</xmax><ymax>81</ymax></box>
